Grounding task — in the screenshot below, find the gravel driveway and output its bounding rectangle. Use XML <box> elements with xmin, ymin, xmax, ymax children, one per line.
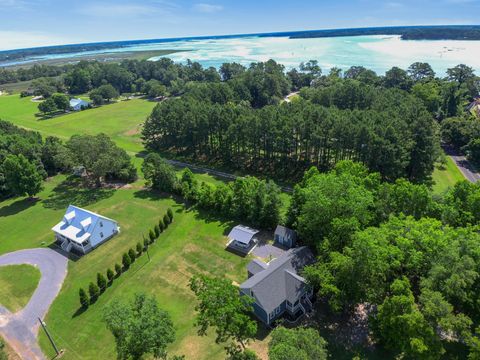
<box><xmin>0</xmin><ymin>248</ymin><xmax>68</xmax><ymax>360</ymax></box>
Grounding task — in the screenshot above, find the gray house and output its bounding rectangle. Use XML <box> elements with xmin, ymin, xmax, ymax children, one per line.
<box><xmin>274</xmin><ymin>225</ymin><xmax>297</xmax><ymax>248</ymax></box>
<box><xmin>240</xmin><ymin>247</ymin><xmax>315</xmax><ymax>325</ymax></box>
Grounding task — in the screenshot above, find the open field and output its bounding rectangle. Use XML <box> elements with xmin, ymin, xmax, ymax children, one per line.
<box><xmin>0</xmin><ymin>94</ymin><xmax>155</xmax><ymax>153</ymax></box>
<box><xmin>0</xmin><ymin>264</ymin><xmax>40</xmax><ymax>312</ymax></box>
<box><xmin>431</xmin><ymin>155</ymin><xmax>465</xmax><ymax>194</ymax></box>
<box><xmin>0</xmin><ymin>175</ymin><xmax>267</xmax><ymax>359</ymax></box>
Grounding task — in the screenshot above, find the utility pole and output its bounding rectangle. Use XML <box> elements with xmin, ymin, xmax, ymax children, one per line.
<box><xmin>38</xmin><ymin>317</ymin><xmax>60</xmax><ymax>356</ymax></box>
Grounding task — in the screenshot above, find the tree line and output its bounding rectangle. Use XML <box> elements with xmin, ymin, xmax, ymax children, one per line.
<box><xmin>143</xmin><ymin>82</ymin><xmax>438</xmax><ymax>183</ymax></box>
<box><xmin>142</xmin><ymin>153</ymin><xmax>282</xmax><ymax>228</ymax></box>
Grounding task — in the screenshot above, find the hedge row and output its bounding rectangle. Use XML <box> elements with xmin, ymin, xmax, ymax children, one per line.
<box><xmin>78</xmin><ymin>208</ymin><xmax>174</xmax><ymax>308</ymax></box>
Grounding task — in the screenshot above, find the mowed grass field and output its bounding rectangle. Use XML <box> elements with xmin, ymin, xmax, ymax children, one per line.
<box><xmin>0</xmin><ymin>94</ymin><xmax>155</xmax><ymax>153</ymax></box>
<box><xmin>0</xmin><ymin>264</ymin><xmax>41</xmax><ymax>312</ymax></box>
<box><xmin>0</xmin><ymin>175</ymin><xmax>261</xmax><ymax>359</ymax></box>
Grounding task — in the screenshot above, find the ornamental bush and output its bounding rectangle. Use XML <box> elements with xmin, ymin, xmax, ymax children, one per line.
<box><xmin>115</xmin><ymin>263</ymin><xmax>122</xmax><ymax>276</ymax></box>
<box><xmin>88</xmin><ymin>282</ymin><xmax>100</xmax><ymax>303</ymax></box>
<box><xmin>106</xmin><ymin>268</ymin><xmax>114</xmax><ymax>283</ymax></box>
<box><xmin>122</xmin><ymin>253</ymin><xmax>131</xmax><ymax>269</ymax></box>
<box><xmin>97</xmin><ymin>273</ymin><xmax>107</xmax><ymax>291</ymax></box>
<box><xmin>128</xmin><ymin>248</ymin><xmax>136</xmax><ymax>262</ymax></box>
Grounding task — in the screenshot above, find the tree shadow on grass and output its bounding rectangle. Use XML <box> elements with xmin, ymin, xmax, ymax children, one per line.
<box><xmin>43</xmin><ymin>177</ymin><xmax>115</xmax><ymax>210</ymax></box>
<box><xmin>0</xmin><ymin>197</ymin><xmax>39</xmax><ymax>217</ymax></box>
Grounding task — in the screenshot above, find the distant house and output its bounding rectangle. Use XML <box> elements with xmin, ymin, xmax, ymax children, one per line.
<box><xmin>52</xmin><ymin>205</ymin><xmax>119</xmax><ymax>254</ymax></box>
<box><xmin>240</xmin><ymin>247</ymin><xmax>315</xmax><ymax>325</ymax></box>
<box><xmin>467</xmin><ymin>97</ymin><xmax>480</xmax><ymax>117</ymax></box>
<box><xmin>69</xmin><ymin>98</ymin><xmax>90</xmax><ymax>111</ymax></box>
<box><xmin>226</xmin><ymin>225</ymin><xmax>259</xmax><ymax>255</ymax></box>
<box><xmin>274</xmin><ymin>225</ymin><xmax>297</xmax><ymax>248</ymax></box>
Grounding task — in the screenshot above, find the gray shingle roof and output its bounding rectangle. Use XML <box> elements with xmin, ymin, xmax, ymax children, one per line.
<box><xmin>274</xmin><ymin>225</ymin><xmax>296</xmax><ymax>238</ymax></box>
<box><xmin>247</xmin><ymin>259</ymin><xmax>268</xmax><ymax>276</ymax></box>
<box><xmin>240</xmin><ymin>247</ymin><xmax>315</xmax><ymax>313</ymax></box>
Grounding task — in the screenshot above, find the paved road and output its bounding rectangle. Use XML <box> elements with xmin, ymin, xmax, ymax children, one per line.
<box><xmin>166</xmin><ymin>159</ymin><xmax>293</xmax><ymax>193</ymax></box>
<box><xmin>0</xmin><ymin>248</ymin><xmax>68</xmax><ymax>360</ymax></box>
<box><xmin>444</xmin><ymin>146</ymin><xmax>480</xmax><ymax>183</ymax></box>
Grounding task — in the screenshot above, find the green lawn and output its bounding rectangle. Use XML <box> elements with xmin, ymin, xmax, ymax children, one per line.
<box><xmin>0</xmin><ymin>175</ymin><xmax>263</xmax><ymax>359</ymax></box>
<box><xmin>432</xmin><ymin>155</ymin><xmax>465</xmax><ymax>195</ymax></box>
<box><xmin>0</xmin><ymin>264</ymin><xmax>41</xmax><ymax>313</ymax></box>
<box><xmin>0</xmin><ymin>95</ymin><xmax>155</xmax><ymax>153</ymax></box>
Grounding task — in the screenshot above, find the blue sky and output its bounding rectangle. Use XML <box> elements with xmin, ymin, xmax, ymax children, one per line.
<box><xmin>0</xmin><ymin>0</ymin><xmax>478</xmax><ymax>50</ymax></box>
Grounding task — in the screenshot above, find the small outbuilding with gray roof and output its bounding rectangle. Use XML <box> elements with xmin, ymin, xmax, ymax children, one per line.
<box><xmin>226</xmin><ymin>225</ymin><xmax>259</xmax><ymax>255</ymax></box>
<box><xmin>274</xmin><ymin>225</ymin><xmax>297</xmax><ymax>248</ymax></box>
<box><xmin>240</xmin><ymin>246</ymin><xmax>315</xmax><ymax>325</ymax></box>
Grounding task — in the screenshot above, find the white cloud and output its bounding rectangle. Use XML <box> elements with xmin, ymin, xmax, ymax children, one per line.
<box><xmin>193</xmin><ymin>3</ymin><xmax>223</xmax><ymax>13</ymax></box>
<box><xmin>77</xmin><ymin>3</ymin><xmax>160</xmax><ymax>17</ymax></box>
<box><xmin>0</xmin><ymin>31</ymin><xmax>79</xmax><ymax>51</ymax></box>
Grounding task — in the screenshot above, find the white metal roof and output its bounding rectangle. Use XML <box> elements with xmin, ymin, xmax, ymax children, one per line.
<box><xmin>227</xmin><ymin>225</ymin><xmax>259</xmax><ymax>245</ymax></box>
<box><xmin>52</xmin><ymin>205</ymin><xmax>117</xmax><ymax>244</ymax></box>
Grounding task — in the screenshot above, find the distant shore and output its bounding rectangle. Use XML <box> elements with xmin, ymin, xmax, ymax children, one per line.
<box><xmin>1</xmin><ymin>49</ymin><xmax>187</xmax><ymax>69</ymax></box>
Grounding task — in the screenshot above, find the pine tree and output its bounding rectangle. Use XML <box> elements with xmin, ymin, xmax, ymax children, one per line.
<box><xmin>154</xmin><ymin>225</ymin><xmax>160</xmax><ymax>238</ymax></box>
<box><xmin>128</xmin><ymin>248</ymin><xmax>136</xmax><ymax>262</ymax></box>
<box><xmin>149</xmin><ymin>229</ymin><xmax>155</xmax><ymax>243</ymax></box>
<box><xmin>97</xmin><ymin>273</ymin><xmax>107</xmax><ymax>291</ymax></box>
<box><xmin>107</xmin><ymin>268</ymin><xmax>114</xmax><ymax>283</ymax></box>
<box><xmin>122</xmin><ymin>253</ymin><xmax>131</xmax><ymax>269</ymax></box>
<box><xmin>167</xmin><ymin>208</ymin><xmax>174</xmax><ymax>223</ymax></box>
<box><xmin>88</xmin><ymin>282</ymin><xmax>100</xmax><ymax>302</ymax></box>
<box><xmin>79</xmin><ymin>288</ymin><xmax>89</xmax><ymax>308</ymax></box>
<box><xmin>158</xmin><ymin>218</ymin><xmax>165</xmax><ymax>232</ymax></box>
<box><xmin>136</xmin><ymin>242</ymin><xmax>143</xmax><ymax>256</ymax></box>
<box><xmin>115</xmin><ymin>263</ymin><xmax>122</xmax><ymax>276</ymax></box>
<box><xmin>163</xmin><ymin>214</ymin><xmax>170</xmax><ymax>227</ymax></box>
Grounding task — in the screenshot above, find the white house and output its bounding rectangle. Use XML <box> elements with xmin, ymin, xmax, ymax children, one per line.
<box><xmin>69</xmin><ymin>98</ymin><xmax>90</xmax><ymax>111</ymax></box>
<box><xmin>52</xmin><ymin>205</ymin><xmax>119</xmax><ymax>254</ymax></box>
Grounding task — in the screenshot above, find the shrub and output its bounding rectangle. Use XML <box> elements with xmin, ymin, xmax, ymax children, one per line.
<box><xmin>97</xmin><ymin>273</ymin><xmax>107</xmax><ymax>291</ymax></box>
<box><xmin>143</xmin><ymin>237</ymin><xmax>149</xmax><ymax>250</ymax></box>
<box><xmin>158</xmin><ymin>218</ymin><xmax>165</xmax><ymax>232</ymax></box>
<box><xmin>107</xmin><ymin>268</ymin><xmax>114</xmax><ymax>283</ymax></box>
<box><xmin>79</xmin><ymin>288</ymin><xmax>89</xmax><ymax>308</ymax></box>
<box><xmin>149</xmin><ymin>229</ymin><xmax>155</xmax><ymax>243</ymax></box>
<box><xmin>163</xmin><ymin>214</ymin><xmax>170</xmax><ymax>227</ymax></box>
<box><xmin>88</xmin><ymin>282</ymin><xmax>100</xmax><ymax>302</ymax></box>
<box><xmin>136</xmin><ymin>242</ymin><xmax>143</xmax><ymax>256</ymax></box>
<box><xmin>122</xmin><ymin>253</ymin><xmax>131</xmax><ymax>269</ymax></box>
<box><xmin>115</xmin><ymin>263</ymin><xmax>122</xmax><ymax>276</ymax></box>
<box><xmin>128</xmin><ymin>248</ymin><xmax>136</xmax><ymax>262</ymax></box>
<box><xmin>167</xmin><ymin>208</ymin><xmax>173</xmax><ymax>222</ymax></box>
<box><xmin>154</xmin><ymin>224</ymin><xmax>160</xmax><ymax>238</ymax></box>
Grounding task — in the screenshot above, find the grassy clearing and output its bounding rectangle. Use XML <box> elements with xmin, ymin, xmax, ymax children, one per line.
<box><xmin>0</xmin><ymin>95</ymin><xmax>155</xmax><ymax>153</ymax></box>
<box><xmin>0</xmin><ymin>264</ymin><xmax>41</xmax><ymax>312</ymax></box>
<box><xmin>0</xmin><ymin>175</ymin><xmax>264</xmax><ymax>359</ymax></box>
<box><xmin>432</xmin><ymin>155</ymin><xmax>465</xmax><ymax>195</ymax></box>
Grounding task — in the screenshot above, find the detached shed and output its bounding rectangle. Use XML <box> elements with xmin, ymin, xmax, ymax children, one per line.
<box><xmin>274</xmin><ymin>225</ymin><xmax>297</xmax><ymax>248</ymax></box>
<box><xmin>226</xmin><ymin>225</ymin><xmax>259</xmax><ymax>255</ymax></box>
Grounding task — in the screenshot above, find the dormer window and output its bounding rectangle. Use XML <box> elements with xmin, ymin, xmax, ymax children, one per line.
<box><xmin>100</xmin><ymin>232</ymin><xmax>104</xmax><ymax>238</ymax></box>
<box><xmin>100</xmin><ymin>221</ymin><xmax>103</xmax><ymax>227</ymax></box>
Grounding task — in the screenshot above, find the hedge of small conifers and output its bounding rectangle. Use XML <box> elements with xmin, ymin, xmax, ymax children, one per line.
<box><xmin>78</xmin><ymin>208</ymin><xmax>174</xmax><ymax>309</ymax></box>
